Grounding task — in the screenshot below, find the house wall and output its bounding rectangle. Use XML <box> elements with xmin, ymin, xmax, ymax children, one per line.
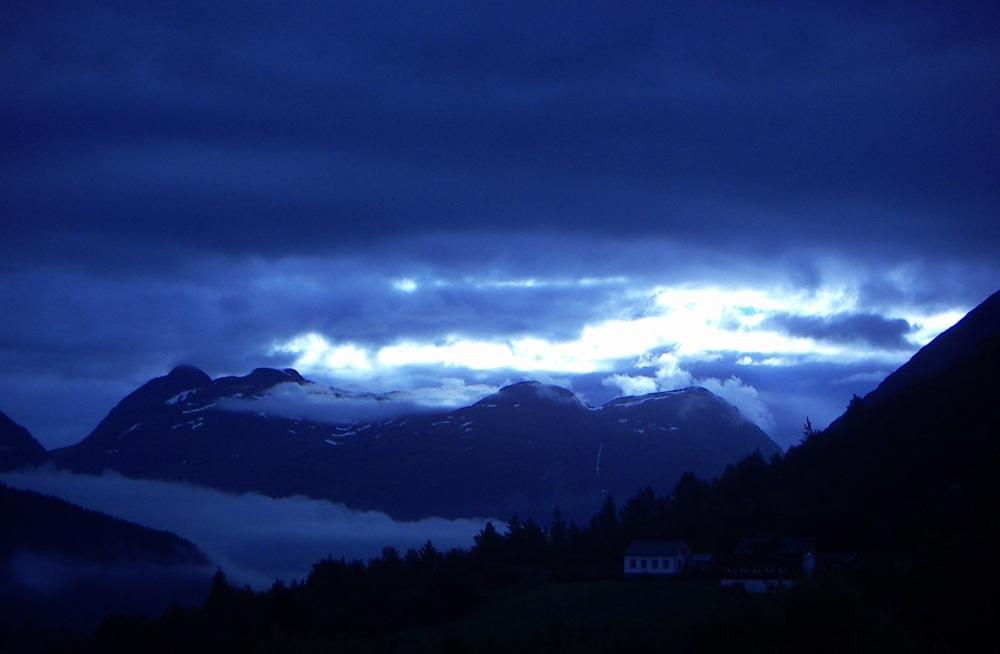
<box><xmin>623</xmin><ymin>555</ymin><xmax>683</xmax><ymax>576</ymax></box>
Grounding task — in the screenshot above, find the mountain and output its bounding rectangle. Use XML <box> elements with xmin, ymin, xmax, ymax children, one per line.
<box><xmin>69</xmin><ymin>293</ymin><xmax>1000</xmax><ymax>654</ymax></box>
<box><xmin>796</xmin><ymin>289</ymin><xmax>1000</xmax><ymax>549</ymax></box>
<box><xmin>0</xmin><ymin>483</ymin><xmax>207</xmax><ymax>566</ymax></box>
<box><xmin>54</xmin><ymin>370</ymin><xmax>779</xmax><ymax>521</ymax></box>
<box><xmin>674</xmin><ymin>288</ymin><xmax>1000</xmax><ymax>552</ymax></box>
<box><xmin>0</xmin><ymin>411</ymin><xmax>49</xmax><ymax>471</ymax></box>
<box><xmin>847</xmin><ymin>288</ymin><xmax>1000</xmax><ymax>409</ymax></box>
<box><xmin>0</xmin><ymin>483</ymin><xmax>211</xmax><ymax>638</ymax></box>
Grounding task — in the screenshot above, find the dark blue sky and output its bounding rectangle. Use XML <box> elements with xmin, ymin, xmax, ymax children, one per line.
<box><xmin>2</xmin><ymin>1</ymin><xmax>998</xmax><ymax>448</ymax></box>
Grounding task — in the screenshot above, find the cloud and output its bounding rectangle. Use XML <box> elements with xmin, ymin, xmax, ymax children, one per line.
<box><xmin>600</xmin><ymin>353</ymin><xmax>774</xmax><ymax>433</ymax></box>
<box><xmin>0</xmin><ymin>468</ymin><xmax>495</xmax><ymax>589</ymax></box>
<box><xmin>4</xmin><ymin>2</ymin><xmax>1000</xmax><ymax>265</ymax></box>
<box><xmin>0</xmin><ymin>251</ymin><xmax>978</xmax><ymax>453</ymax></box>
<box><xmin>215</xmin><ymin>379</ymin><xmax>499</xmax><ymax>424</ymax></box>
<box><xmin>602</xmin><ymin>374</ymin><xmax>657</xmax><ymax>397</ymax></box>
<box><xmin>649</xmin><ymin>352</ymin><xmax>697</xmax><ymax>390</ymax></box>
<box><xmin>834</xmin><ymin>370</ymin><xmax>891</xmax><ymax>385</ymax></box>
<box><xmin>397</xmin><ymin>377</ymin><xmax>501</xmax><ymax>407</ymax></box>
<box><xmin>763</xmin><ymin>312</ymin><xmax>914</xmax><ymax>349</ymax></box>
<box><xmin>698</xmin><ymin>376</ymin><xmax>776</xmax><ymax>435</ymax></box>
<box><xmin>273</xmin><ymin>282</ymin><xmax>963</xmax><ymax>383</ymax></box>
<box><xmin>0</xmin><ymin>2</ymin><xmax>997</xmax><ymax>479</ymax></box>
<box><xmin>215</xmin><ymin>382</ymin><xmax>415</xmax><ymax>424</ymax></box>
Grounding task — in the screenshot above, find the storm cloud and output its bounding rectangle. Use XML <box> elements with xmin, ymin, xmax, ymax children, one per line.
<box><xmin>5</xmin><ymin>2</ymin><xmax>1000</xmax><ymax>259</ymax></box>
<box><xmin>1</xmin><ymin>2</ymin><xmax>998</xmax><ymax>450</ymax></box>
<box><xmin>763</xmin><ymin>312</ymin><xmax>914</xmax><ymax>350</ymax></box>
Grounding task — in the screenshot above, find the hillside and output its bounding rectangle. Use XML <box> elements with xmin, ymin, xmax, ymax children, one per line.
<box><xmin>0</xmin><ymin>483</ymin><xmax>207</xmax><ymax>565</ymax></box>
<box><xmin>53</xmin><ymin>370</ymin><xmax>779</xmax><ymax>521</ymax></box>
<box><xmin>0</xmin><ymin>411</ymin><xmax>48</xmax><ymax>471</ymax></box>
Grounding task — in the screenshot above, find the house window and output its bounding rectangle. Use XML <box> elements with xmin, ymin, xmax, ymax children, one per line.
<box><xmin>652</xmin><ymin>559</ymin><xmax>659</xmax><ymax>569</ymax></box>
<box><xmin>641</xmin><ymin>559</ymin><xmax>647</xmax><ymax>569</ymax></box>
<box><xmin>664</xmin><ymin>559</ymin><xmax>672</xmax><ymax>571</ymax></box>
<box><xmin>629</xmin><ymin>559</ymin><xmax>637</xmax><ymax>569</ymax></box>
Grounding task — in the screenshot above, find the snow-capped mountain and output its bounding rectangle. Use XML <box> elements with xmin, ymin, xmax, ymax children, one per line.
<box><xmin>53</xmin><ymin>369</ymin><xmax>780</xmax><ymax>520</ymax></box>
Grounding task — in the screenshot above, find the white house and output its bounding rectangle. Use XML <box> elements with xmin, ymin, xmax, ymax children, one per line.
<box><xmin>624</xmin><ymin>540</ymin><xmax>689</xmax><ymax>576</ymax></box>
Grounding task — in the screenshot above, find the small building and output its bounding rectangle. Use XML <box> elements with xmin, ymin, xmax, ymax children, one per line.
<box><xmin>719</xmin><ymin>536</ymin><xmax>816</xmax><ymax>593</ymax></box>
<box><xmin>624</xmin><ymin>540</ymin><xmax>689</xmax><ymax>576</ymax></box>
<box><xmin>686</xmin><ymin>552</ymin><xmax>714</xmax><ymax>576</ymax></box>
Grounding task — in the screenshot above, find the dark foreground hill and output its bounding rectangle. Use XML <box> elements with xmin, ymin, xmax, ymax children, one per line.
<box><xmin>0</xmin><ymin>411</ymin><xmax>48</xmax><ymax>471</ymax></box>
<box><xmin>53</xmin><ymin>371</ymin><xmax>779</xmax><ymax>520</ymax></box>
<box><xmin>781</xmin><ymin>288</ymin><xmax>1000</xmax><ymax>551</ymax></box>
<box><xmin>608</xmin><ymin>289</ymin><xmax>1000</xmax><ymax>554</ymax></box>
<box><xmin>0</xmin><ymin>483</ymin><xmax>211</xmax><ymax>642</ymax></box>
<box><xmin>0</xmin><ymin>483</ymin><xmax>207</xmax><ymax>566</ymax></box>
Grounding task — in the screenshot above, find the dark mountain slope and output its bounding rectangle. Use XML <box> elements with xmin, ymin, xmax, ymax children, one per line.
<box><xmin>784</xmin><ymin>298</ymin><xmax>1000</xmax><ymax>550</ymax></box>
<box><xmin>655</xmin><ymin>289</ymin><xmax>1000</xmax><ymax>553</ymax></box>
<box><xmin>862</xmin><ymin>288</ymin><xmax>1000</xmax><ymax>408</ymax></box>
<box><xmin>55</xmin><ymin>372</ymin><xmax>779</xmax><ymax>521</ymax></box>
<box><xmin>0</xmin><ymin>411</ymin><xmax>48</xmax><ymax>471</ymax></box>
<box><xmin>0</xmin><ymin>483</ymin><xmax>207</xmax><ymax>565</ymax></box>
<box><xmin>0</xmin><ymin>483</ymin><xmax>212</xmax><ymax>639</ymax></box>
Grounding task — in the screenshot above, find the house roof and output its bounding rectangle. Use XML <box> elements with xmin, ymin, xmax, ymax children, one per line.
<box><xmin>776</xmin><ymin>537</ymin><xmax>815</xmax><ymax>555</ymax></box>
<box><xmin>624</xmin><ymin>540</ymin><xmax>688</xmax><ymax>556</ymax></box>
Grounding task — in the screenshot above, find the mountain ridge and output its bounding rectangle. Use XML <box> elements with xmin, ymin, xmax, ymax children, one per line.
<box><xmin>0</xmin><ymin>410</ymin><xmax>50</xmax><ymax>471</ymax></box>
<box><xmin>51</xmin><ymin>371</ymin><xmax>779</xmax><ymax>521</ymax></box>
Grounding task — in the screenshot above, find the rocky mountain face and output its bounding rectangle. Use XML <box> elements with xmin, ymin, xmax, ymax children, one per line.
<box><xmin>0</xmin><ymin>411</ymin><xmax>49</xmax><ymax>471</ymax></box>
<box><xmin>53</xmin><ymin>367</ymin><xmax>779</xmax><ymax>521</ymax></box>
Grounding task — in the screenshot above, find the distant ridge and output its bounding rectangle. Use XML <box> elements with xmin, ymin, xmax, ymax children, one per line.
<box><xmin>54</xmin><ymin>370</ymin><xmax>779</xmax><ymax>521</ymax></box>
<box><xmin>0</xmin><ymin>483</ymin><xmax>207</xmax><ymax>566</ymax></box>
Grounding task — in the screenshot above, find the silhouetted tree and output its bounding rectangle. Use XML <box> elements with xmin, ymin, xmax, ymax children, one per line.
<box><xmin>473</xmin><ymin>520</ymin><xmax>503</xmax><ymax>561</ymax></box>
<box><xmin>549</xmin><ymin>508</ymin><xmax>568</xmax><ymax>552</ymax></box>
<box><xmin>802</xmin><ymin>417</ymin><xmax>817</xmax><ymax>440</ymax></box>
<box><xmin>619</xmin><ymin>486</ymin><xmax>659</xmax><ymax>539</ymax></box>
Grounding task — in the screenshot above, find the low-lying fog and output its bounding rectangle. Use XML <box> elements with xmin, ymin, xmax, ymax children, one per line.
<box><xmin>2</xmin><ymin>467</ymin><xmax>495</xmax><ymax>588</ymax></box>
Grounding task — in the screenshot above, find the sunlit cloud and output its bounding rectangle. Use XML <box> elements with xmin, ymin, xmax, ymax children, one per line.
<box><xmin>392</xmin><ymin>278</ymin><xmax>419</xmax><ymax>293</ymax></box>
<box><xmin>905</xmin><ymin>310</ymin><xmax>966</xmax><ymax>347</ymax></box>
<box><xmin>259</xmin><ymin>279</ymin><xmax>970</xmax><ymax>437</ymax></box>
<box><xmin>273</xmin><ymin>283</ymin><xmax>964</xmax><ymax>383</ymax></box>
<box><xmin>271</xmin><ymin>333</ymin><xmax>372</xmax><ymax>374</ymax></box>
<box><xmin>602</xmin><ymin>374</ymin><xmax>658</xmax><ymax>396</ymax></box>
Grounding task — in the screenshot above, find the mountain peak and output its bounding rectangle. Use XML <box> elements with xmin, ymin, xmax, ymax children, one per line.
<box><xmin>165</xmin><ymin>364</ymin><xmax>212</xmax><ymax>386</ymax></box>
<box><xmin>601</xmin><ymin>386</ymin><xmax>709</xmax><ymax>409</ymax></box>
<box><xmin>488</xmin><ymin>381</ymin><xmax>583</xmax><ymax>405</ymax></box>
<box><xmin>282</xmin><ymin>368</ymin><xmax>305</xmax><ymax>383</ymax></box>
<box><xmin>238</xmin><ymin>367</ymin><xmax>306</xmax><ymax>387</ymax></box>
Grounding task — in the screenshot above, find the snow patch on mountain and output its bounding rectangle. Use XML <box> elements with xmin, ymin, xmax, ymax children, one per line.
<box><xmin>165</xmin><ymin>389</ymin><xmax>198</xmax><ymax>405</ymax></box>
